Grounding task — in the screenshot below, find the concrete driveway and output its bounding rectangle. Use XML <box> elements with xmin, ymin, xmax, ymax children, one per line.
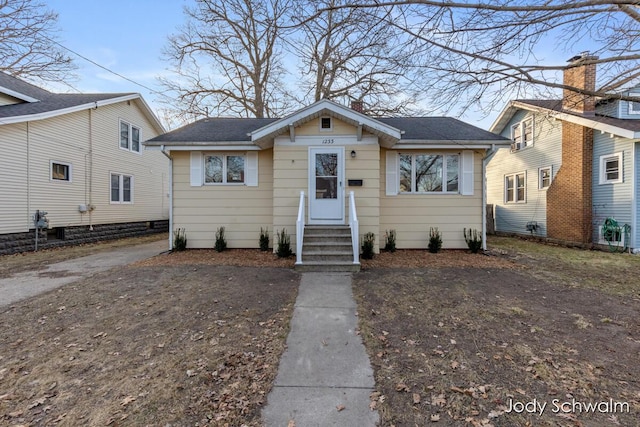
<box><xmin>0</xmin><ymin>239</ymin><xmax>168</xmax><ymax>307</ymax></box>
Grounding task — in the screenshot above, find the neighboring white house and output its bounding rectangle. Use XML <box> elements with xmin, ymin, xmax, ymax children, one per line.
<box><xmin>0</xmin><ymin>72</ymin><xmax>169</xmax><ymax>254</ymax></box>
<box><xmin>146</xmin><ymin>99</ymin><xmax>510</xmax><ymax>269</ymax></box>
<box><xmin>487</xmin><ymin>54</ymin><xmax>640</xmax><ymax>251</ymax></box>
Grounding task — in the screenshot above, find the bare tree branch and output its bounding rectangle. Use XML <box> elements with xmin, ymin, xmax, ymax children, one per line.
<box><xmin>0</xmin><ymin>0</ymin><xmax>76</xmax><ymax>85</ymax></box>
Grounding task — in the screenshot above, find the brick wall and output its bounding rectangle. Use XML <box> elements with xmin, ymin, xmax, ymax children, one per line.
<box><xmin>546</xmin><ymin>122</ymin><xmax>593</xmax><ymax>244</ymax></box>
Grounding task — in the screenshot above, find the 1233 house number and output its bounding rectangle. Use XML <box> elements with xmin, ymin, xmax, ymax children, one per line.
<box><xmin>322</xmin><ymin>139</ymin><xmax>334</xmax><ymax>144</ymax></box>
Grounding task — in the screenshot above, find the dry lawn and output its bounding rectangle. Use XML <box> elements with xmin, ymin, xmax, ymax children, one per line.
<box><xmin>354</xmin><ymin>236</ymin><xmax>640</xmax><ymax>426</ymax></box>
<box><xmin>2</xmin><ymin>235</ymin><xmax>640</xmax><ymax>426</ymax></box>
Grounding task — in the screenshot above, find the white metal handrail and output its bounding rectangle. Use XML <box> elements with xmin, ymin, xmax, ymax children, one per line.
<box><xmin>295</xmin><ymin>191</ymin><xmax>305</xmax><ymax>265</ymax></box>
<box><xmin>348</xmin><ymin>191</ymin><xmax>360</xmax><ymax>265</ymax></box>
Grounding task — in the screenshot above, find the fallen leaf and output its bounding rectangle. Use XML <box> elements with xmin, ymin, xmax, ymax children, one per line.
<box><xmin>369</xmin><ymin>400</ymin><xmax>377</xmax><ymax>410</ymax></box>
<box><xmin>120</xmin><ymin>395</ymin><xmax>136</xmax><ymax>407</ymax></box>
<box><xmin>451</xmin><ymin>361</ymin><xmax>459</xmax><ymax>369</ymax></box>
<box><xmin>413</xmin><ymin>393</ymin><xmax>421</xmax><ymax>404</ymax></box>
<box><xmin>336</xmin><ymin>404</ymin><xmax>345</xmax><ymax>412</ymax></box>
<box><xmin>432</xmin><ymin>394</ymin><xmax>446</xmax><ymax>406</ymax></box>
<box><xmin>395</xmin><ymin>382</ymin><xmax>410</xmax><ymax>392</ymax></box>
<box><xmin>287</xmin><ymin>421</ymin><xmax>296</xmax><ymax>427</ymax></box>
<box><xmin>430</xmin><ymin>414</ymin><xmax>440</xmax><ymax>422</ymax></box>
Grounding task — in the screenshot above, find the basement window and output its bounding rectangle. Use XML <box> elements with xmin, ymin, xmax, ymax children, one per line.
<box><xmin>51</xmin><ymin>161</ymin><xmax>72</xmax><ymax>182</ymax></box>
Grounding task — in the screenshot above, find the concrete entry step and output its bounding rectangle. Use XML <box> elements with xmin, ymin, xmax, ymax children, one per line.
<box><xmin>296</xmin><ymin>225</ymin><xmax>360</xmax><ymax>272</ymax></box>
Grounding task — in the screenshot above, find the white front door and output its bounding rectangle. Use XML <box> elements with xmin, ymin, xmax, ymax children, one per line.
<box><xmin>309</xmin><ymin>147</ymin><xmax>344</xmax><ymax>224</ymax></box>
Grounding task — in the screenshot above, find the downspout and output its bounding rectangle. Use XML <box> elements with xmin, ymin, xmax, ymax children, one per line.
<box><xmin>482</xmin><ymin>144</ymin><xmax>497</xmax><ymax>251</ymax></box>
<box><xmin>88</xmin><ymin>107</ymin><xmax>94</xmax><ymax>230</ymax></box>
<box><xmin>26</xmin><ymin>122</ymin><xmax>31</xmax><ymax>231</ymax></box>
<box><xmin>160</xmin><ymin>145</ymin><xmax>173</xmax><ymax>250</ymax></box>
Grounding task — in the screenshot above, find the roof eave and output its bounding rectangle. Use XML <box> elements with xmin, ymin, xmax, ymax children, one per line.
<box><xmin>393</xmin><ymin>140</ymin><xmax>511</xmax><ymax>150</ymax></box>
<box><xmin>0</xmin><ymin>85</ymin><xmax>40</xmax><ymax>103</ymax></box>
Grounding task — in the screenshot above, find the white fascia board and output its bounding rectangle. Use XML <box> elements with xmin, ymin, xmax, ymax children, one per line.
<box><xmin>0</xmin><ymin>85</ymin><xmax>40</xmax><ymax>103</ymax></box>
<box><xmin>489</xmin><ymin>102</ymin><xmax>517</xmax><ymax>134</ymax></box>
<box><xmin>510</xmin><ymin>100</ymin><xmax>640</xmax><ymax>139</ymax></box>
<box><xmin>249</xmin><ymin>98</ymin><xmax>402</xmax><ymax>141</ymax></box>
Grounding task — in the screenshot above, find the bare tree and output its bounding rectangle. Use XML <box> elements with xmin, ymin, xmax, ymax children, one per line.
<box><xmin>290</xmin><ymin>0</ymin><xmax>420</xmax><ymax>115</ymax></box>
<box><xmin>0</xmin><ymin>0</ymin><xmax>76</xmax><ymax>84</ymax></box>
<box><xmin>317</xmin><ymin>1</ymin><xmax>640</xmax><ymax>115</ymax></box>
<box><xmin>159</xmin><ymin>0</ymin><xmax>293</xmax><ymax>120</ymax></box>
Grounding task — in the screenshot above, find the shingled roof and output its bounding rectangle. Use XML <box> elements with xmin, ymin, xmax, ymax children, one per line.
<box><xmin>0</xmin><ymin>72</ymin><xmax>164</xmax><ymax>132</ymax></box>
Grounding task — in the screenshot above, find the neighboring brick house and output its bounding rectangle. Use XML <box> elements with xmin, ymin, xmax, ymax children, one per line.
<box><xmin>486</xmin><ymin>53</ymin><xmax>640</xmax><ymax>251</ymax></box>
<box><xmin>0</xmin><ymin>72</ymin><xmax>169</xmax><ymax>254</ymax></box>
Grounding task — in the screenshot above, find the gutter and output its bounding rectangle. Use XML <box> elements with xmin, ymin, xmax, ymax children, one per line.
<box><xmin>160</xmin><ymin>145</ymin><xmax>173</xmax><ymax>250</ymax></box>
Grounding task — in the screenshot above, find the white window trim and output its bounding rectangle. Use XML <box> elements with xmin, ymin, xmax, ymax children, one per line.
<box><xmin>505</xmin><ymin>171</ymin><xmax>527</xmax><ymax>203</ymax></box>
<box><xmin>110</xmin><ymin>172</ymin><xmax>134</xmax><ymax>204</ymax></box>
<box><xmin>599</xmin><ymin>152</ymin><xmax>623</xmax><ymax>185</ymax></box>
<box><xmin>538</xmin><ymin>166</ymin><xmax>552</xmax><ymax>190</ymax></box>
<box><xmin>119</xmin><ymin>119</ymin><xmax>142</xmax><ymax>154</ymax></box>
<box><xmin>203</xmin><ymin>153</ymin><xmax>246</xmax><ymax>185</ymax></box>
<box><xmin>399</xmin><ymin>152</ymin><xmax>460</xmax><ymax>194</ymax></box>
<box><xmin>510</xmin><ymin>116</ymin><xmax>534</xmax><ymax>151</ymax></box>
<box><xmin>629</xmin><ymin>93</ymin><xmax>640</xmax><ymax>115</ymax></box>
<box><xmin>50</xmin><ymin>160</ymin><xmax>72</xmax><ymax>183</ymax></box>
<box><xmin>319</xmin><ymin>116</ymin><xmax>333</xmax><ymax>132</ymax></box>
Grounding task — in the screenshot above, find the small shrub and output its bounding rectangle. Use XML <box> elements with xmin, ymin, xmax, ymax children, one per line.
<box><xmin>259</xmin><ymin>227</ymin><xmax>270</xmax><ymax>251</ymax></box>
<box><xmin>383</xmin><ymin>229</ymin><xmax>396</xmax><ymax>252</ymax></box>
<box><xmin>173</xmin><ymin>228</ymin><xmax>187</xmax><ymax>251</ymax></box>
<box><xmin>276</xmin><ymin>228</ymin><xmax>293</xmax><ymax>258</ymax></box>
<box><xmin>464</xmin><ymin>228</ymin><xmax>483</xmax><ymax>253</ymax></box>
<box><xmin>427</xmin><ymin>227</ymin><xmax>442</xmax><ymax>253</ymax></box>
<box><xmin>361</xmin><ymin>232</ymin><xmax>375</xmax><ymax>260</ymax></box>
<box><xmin>215</xmin><ymin>226</ymin><xmax>227</xmax><ymax>252</ymax></box>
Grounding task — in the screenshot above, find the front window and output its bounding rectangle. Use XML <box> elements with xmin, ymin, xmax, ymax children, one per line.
<box><xmin>505</xmin><ymin>172</ymin><xmax>526</xmax><ymax>203</ymax></box>
<box><xmin>599</xmin><ymin>153</ymin><xmax>623</xmax><ymax>184</ymax></box>
<box><xmin>51</xmin><ymin>161</ymin><xmax>71</xmax><ymax>182</ymax></box>
<box><xmin>205</xmin><ymin>154</ymin><xmax>245</xmax><ymax>184</ymax></box>
<box><xmin>511</xmin><ymin>117</ymin><xmax>534</xmax><ymax>151</ymax></box>
<box><xmin>400</xmin><ymin>153</ymin><xmax>459</xmax><ymax>193</ymax></box>
<box><xmin>119</xmin><ymin>120</ymin><xmax>141</xmax><ymax>153</ymax></box>
<box><xmin>110</xmin><ymin>173</ymin><xmax>134</xmax><ymax>203</ymax></box>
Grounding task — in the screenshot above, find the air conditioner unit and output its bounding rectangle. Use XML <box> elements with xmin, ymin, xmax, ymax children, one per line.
<box><xmin>510</xmin><ymin>142</ymin><xmax>522</xmax><ymax>152</ymax></box>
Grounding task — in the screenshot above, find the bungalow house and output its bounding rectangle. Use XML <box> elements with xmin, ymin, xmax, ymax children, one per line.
<box><xmin>0</xmin><ymin>72</ymin><xmax>169</xmax><ymax>255</ymax></box>
<box><xmin>145</xmin><ymin>99</ymin><xmax>509</xmax><ymax>270</ymax></box>
<box><xmin>486</xmin><ymin>53</ymin><xmax>640</xmax><ymax>251</ymax></box>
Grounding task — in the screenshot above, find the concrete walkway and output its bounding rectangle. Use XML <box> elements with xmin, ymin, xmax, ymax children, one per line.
<box><xmin>263</xmin><ymin>272</ymin><xmax>379</xmax><ymax>426</ymax></box>
<box><xmin>0</xmin><ymin>239</ymin><xmax>167</xmax><ymax>307</ymax></box>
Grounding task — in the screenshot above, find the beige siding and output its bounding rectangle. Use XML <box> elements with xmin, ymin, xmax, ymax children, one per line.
<box><xmin>0</xmin><ymin>123</ymin><xmax>29</xmax><ymax>233</ymax></box>
<box><xmin>1</xmin><ymin>99</ymin><xmax>168</xmax><ymax>234</ymax></box>
<box><xmin>173</xmin><ymin>149</ymin><xmax>273</xmax><ymax>249</ymax></box>
<box><xmin>272</xmin><ymin>146</ymin><xmax>307</xmax><ymax>252</ymax></box>
<box><xmin>380</xmin><ymin>148</ymin><xmax>483</xmax><ymax>249</ymax></box>
<box><xmin>345</xmin><ymin>144</ymin><xmax>380</xmax><ymax>252</ymax></box>
<box><xmin>0</xmin><ymin>93</ymin><xmax>21</xmax><ymax>106</ymax></box>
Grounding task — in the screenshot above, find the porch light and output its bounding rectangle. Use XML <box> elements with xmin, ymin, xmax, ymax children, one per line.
<box><xmin>351</xmin><ymin>150</ymin><xmax>356</xmax><ymax>158</ymax></box>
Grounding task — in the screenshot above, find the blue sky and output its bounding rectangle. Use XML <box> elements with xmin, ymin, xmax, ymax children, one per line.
<box><xmin>45</xmin><ymin>0</ymin><xmax>187</xmax><ymax>118</ymax></box>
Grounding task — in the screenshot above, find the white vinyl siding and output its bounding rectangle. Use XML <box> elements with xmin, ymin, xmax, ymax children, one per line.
<box><xmin>486</xmin><ymin>109</ymin><xmax>561</xmax><ymax>237</ymax></box>
<box><xmin>0</xmin><ymin>101</ymin><xmax>167</xmax><ymax>234</ymax></box>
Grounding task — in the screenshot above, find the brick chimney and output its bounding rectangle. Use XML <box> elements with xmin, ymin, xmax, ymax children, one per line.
<box><xmin>562</xmin><ymin>52</ymin><xmax>597</xmax><ymax>115</ymax></box>
<box><xmin>350</xmin><ymin>100</ymin><xmax>364</xmax><ymax>114</ymax></box>
<box><xmin>547</xmin><ymin>53</ymin><xmax>597</xmax><ymax>246</ymax></box>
